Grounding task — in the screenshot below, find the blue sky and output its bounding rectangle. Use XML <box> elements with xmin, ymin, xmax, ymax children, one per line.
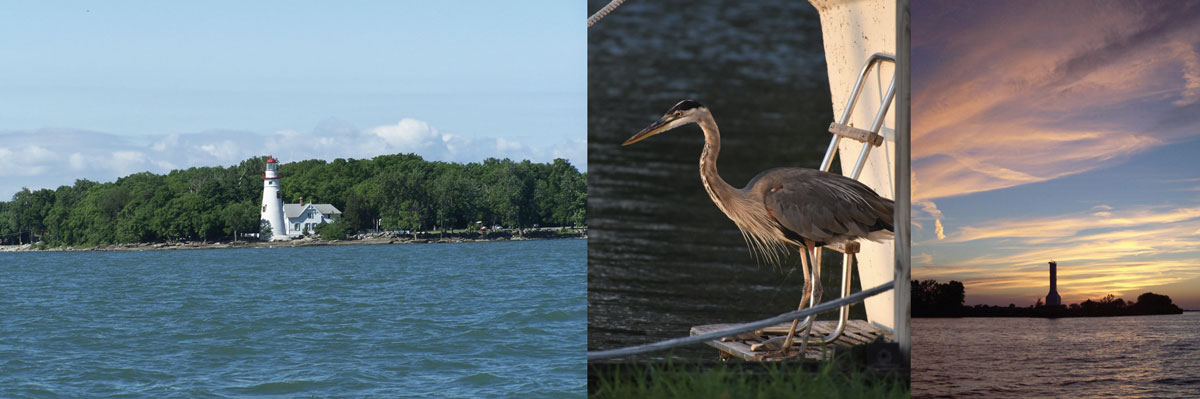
<box><xmin>912</xmin><ymin>0</ymin><xmax>1200</xmax><ymax>309</ymax></box>
<box><xmin>0</xmin><ymin>1</ymin><xmax>585</xmax><ymax>199</ymax></box>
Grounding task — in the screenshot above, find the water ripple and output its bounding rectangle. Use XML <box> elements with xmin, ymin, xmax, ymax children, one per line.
<box><xmin>913</xmin><ymin>314</ymin><xmax>1200</xmax><ymax>398</ymax></box>
<box><xmin>0</xmin><ymin>240</ymin><xmax>585</xmax><ymax>398</ymax></box>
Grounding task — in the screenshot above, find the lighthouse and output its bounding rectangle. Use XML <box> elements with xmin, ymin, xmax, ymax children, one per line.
<box><xmin>260</xmin><ymin>156</ymin><xmax>289</xmax><ymax>241</ymax></box>
<box><xmin>1045</xmin><ymin>260</ymin><xmax>1062</xmax><ymax>306</ymax></box>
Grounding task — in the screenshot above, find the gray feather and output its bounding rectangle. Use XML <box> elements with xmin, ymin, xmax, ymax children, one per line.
<box><xmin>747</xmin><ymin>168</ymin><xmax>894</xmax><ymax>246</ymax></box>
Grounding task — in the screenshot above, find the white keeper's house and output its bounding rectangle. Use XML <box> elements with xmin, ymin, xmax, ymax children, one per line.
<box><xmin>283</xmin><ymin>202</ymin><xmax>342</xmax><ymax>237</ymax></box>
<box><xmin>259</xmin><ymin>155</ymin><xmax>343</xmax><ymax>240</ymax></box>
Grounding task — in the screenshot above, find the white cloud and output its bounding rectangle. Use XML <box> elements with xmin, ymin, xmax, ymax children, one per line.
<box><xmin>110</xmin><ymin>151</ymin><xmax>148</xmax><ymax>176</ymax></box>
<box><xmin>27</xmin><ymin>145</ymin><xmax>53</xmax><ymax>161</ymax></box>
<box><xmin>367</xmin><ymin>118</ymin><xmax>440</xmax><ymax>151</ymax></box>
<box><xmin>496</xmin><ymin>137</ymin><xmax>523</xmax><ymax>152</ymax></box>
<box><xmin>69</xmin><ymin>153</ymin><xmax>86</xmax><ymax>170</ymax></box>
<box><xmin>0</xmin><ymin>119</ymin><xmax>586</xmax><ymax>200</ymax></box>
<box><xmin>273</xmin><ymin>129</ymin><xmax>301</xmax><ymax>139</ymax></box>
<box><xmin>0</xmin><ymin>144</ymin><xmax>58</xmax><ymax>177</ymax></box>
<box><xmin>152</xmin><ymin>133</ymin><xmax>180</xmax><ymax>152</ymax></box>
<box><xmin>197</xmin><ymin>140</ymin><xmax>241</xmax><ymax>161</ymax></box>
<box><xmin>153</xmin><ymin>160</ymin><xmax>177</xmax><ymax>171</ymax></box>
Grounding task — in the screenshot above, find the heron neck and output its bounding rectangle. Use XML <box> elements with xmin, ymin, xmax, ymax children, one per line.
<box><xmin>698</xmin><ymin>113</ymin><xmax>737</xmax><ymax>203</ymax></box>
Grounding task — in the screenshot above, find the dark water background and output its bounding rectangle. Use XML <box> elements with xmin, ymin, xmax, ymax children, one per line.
<box><xmin>0</xmin><ymin>240</ymin><xmax>584</xmax><ymax>398</ymax></box>
<box><xmin>913</xmin><ymin>314</ymin><xmax>1200</xmax><ymax>398</ymax></box>
<box><xmin>587</xmin><ymin>0</ymin><xmax>867</xmax><ymax>358</ymax></box>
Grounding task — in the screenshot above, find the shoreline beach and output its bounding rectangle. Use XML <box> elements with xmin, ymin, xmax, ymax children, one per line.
<box><xmin>0</xmin><ymin>228</ymin><xmax>586</xmax><ymax>253</ymax></box>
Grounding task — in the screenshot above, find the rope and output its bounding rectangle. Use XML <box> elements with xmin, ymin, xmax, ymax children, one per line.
<box><xmin>587</xmin><ymin>0</ymin><xmax>626</xmax><ymax>28</ymax></box>
<box><xmin>587</xmin><ymin>281</ymin><xmax>895</xmax><ymax>360</ymax></box>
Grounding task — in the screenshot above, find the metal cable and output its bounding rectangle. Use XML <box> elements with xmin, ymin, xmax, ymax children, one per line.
<box><xmin>587</xmin><ymin>281</ymin><xmax>894</xmax><ymax>360</ymax></box>
<box><xmin>587</xmin><ymin>0</ymin><xmax>626</xmax><ymax>27</ymax></box>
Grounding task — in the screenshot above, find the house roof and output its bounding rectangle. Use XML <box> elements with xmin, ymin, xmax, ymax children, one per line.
<box><xmin>311</xmin><ymin>204</ymin><xmax>342</xmax><ymax>215</ymax></box>
<box><xmin>283</xmin><ymin>203</ymin><xmax>342</xmax><ymax>219</ymax></box>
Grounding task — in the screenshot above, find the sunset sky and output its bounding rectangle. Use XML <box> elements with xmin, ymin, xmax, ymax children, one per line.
<box><xmin>912</xmin><ymin>1</ymin><xmax>1200</xmax><ymax>309</ymax></box>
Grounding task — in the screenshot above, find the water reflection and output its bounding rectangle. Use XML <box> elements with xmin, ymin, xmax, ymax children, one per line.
<box><xmin>587</xmin><ymin>0</ymin><xmax>866</xmax><ymax>358</ymax></box>
<box><xmin>913</xmin><ymin>314</ymin><xmax>1200</xmax><ymax>398</ymax></box>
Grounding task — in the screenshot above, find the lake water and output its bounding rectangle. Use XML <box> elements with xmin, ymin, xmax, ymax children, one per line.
<box><xmin>913</xmin><ymin>313</ymin><xmax>1200</xmax><ymax>398</ymax></box>
<box><xmin>587</xmin><ymin>0</ymin><xmax>865</xmax><ymax>359</ymax></box>
<box><xmin>0</xmin><ymin>240</ymin><xmax>585</xmax><ymax>398</ymax></box>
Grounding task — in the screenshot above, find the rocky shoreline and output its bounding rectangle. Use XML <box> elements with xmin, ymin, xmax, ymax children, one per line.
<box><xmin>0</xmin><ymin>228</ymin><xmax>587</xmax><ymax>253</ymax></box>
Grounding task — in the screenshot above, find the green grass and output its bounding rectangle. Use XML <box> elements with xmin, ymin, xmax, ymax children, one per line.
<box><xmin>589</xmin><ymin>356</ymin><xmax>908</xmax><ymax>399</ymax></box>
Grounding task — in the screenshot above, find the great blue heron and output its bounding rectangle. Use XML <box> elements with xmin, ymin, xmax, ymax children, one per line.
<box><xmin>623</xmin><ymin>99</ymin><xmax>894</xmax><ymax>357</ymax></box>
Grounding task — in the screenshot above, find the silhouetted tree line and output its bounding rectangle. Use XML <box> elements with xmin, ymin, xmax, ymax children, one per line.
<box><xmin>0</xmin><ymin>154</ymin><xmax>586</xmax><ymax>246</ymax></box>
<box><xmin>913</xmin><ymin>280</ymin><xmax>1183</xmax><ymax>318</ymax></box>
<box><xmin>912</xmin><ymin>279</ymin><xmax>966</xmax><ymax>317</ymax></box>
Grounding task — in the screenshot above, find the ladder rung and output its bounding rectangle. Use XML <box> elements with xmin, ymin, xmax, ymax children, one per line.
<box><xmin>824</xmin><ymin>240</ymin><xmax>860</xmax><ymax>255</ymax></box>
<box><xmin>828</xmin><ymin>123</ymin><xmax>884</xmax><ymax>147</ymax></box>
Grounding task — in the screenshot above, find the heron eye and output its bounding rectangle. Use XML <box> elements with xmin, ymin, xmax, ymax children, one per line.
<box><xmin>674</xmin><ymin>111</ymin><xmax>683</xmax><ymax>117</ymax></box>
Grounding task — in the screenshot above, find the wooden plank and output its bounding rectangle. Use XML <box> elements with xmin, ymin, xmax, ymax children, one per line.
<box><xmin>691</xmin><ymin>319</ymin><xmax>891</xmax><ymax>362</ymax></box>
<box><xmin>839</xmin><ymin>331</ymin><xmax>874</xmax><ymax>346</ymax></box>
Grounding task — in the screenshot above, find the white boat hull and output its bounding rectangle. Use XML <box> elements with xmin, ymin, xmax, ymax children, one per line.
<box><xmin>810</xmin><ymin>0</ymin><xmax>897</xmax><ymax>331</ymax></box>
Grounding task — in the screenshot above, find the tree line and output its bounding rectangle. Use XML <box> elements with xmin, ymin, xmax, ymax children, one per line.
<box><xmin>912</xmin><ymin>279</ymin><xmax>1184</xmax><ymax>318</ymax></box>
<box><xmin>0</xmin><ymin>154</ymin><xmax>586</xmax><ymax>246</ymax></box>
<box><xmin>912</xmin><ymin>279</ymin><xmax>966</xmax><ymax>317</ymax></box>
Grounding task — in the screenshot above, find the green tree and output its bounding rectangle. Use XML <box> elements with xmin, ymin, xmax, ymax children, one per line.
<box><xmin>8</xmin><ymin>188</ymin><xmax>54</xmax><ymax>243</ymax></box>
<box><xmin>0</xmin><ymin>153</ymin><xmax>587</xmax><ymax>246</ymax></box>
<box><xmin>222</xmin><ymin>202</ymin><xmax>258</xmax><ymax>240</ymax></box>
<box><xmin>485</xmin><ymin>163</ymin><xmax>522</xmax><ymax>228</ymax></box>
<box><xmin>315</xmin><ymin>219</ymin><xmax>353</xmax><ymax>240</ymax></box>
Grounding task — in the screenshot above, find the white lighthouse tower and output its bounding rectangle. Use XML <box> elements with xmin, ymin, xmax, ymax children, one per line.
<box><xmin>1045</xmin><ymin>260</ymin><xmax>1062</xmax><ymax>306</ymax></box>
<box><xmin>260</xmin><ymin>156</ymin><xmax>289</xmax><ymax>241</ymax></box>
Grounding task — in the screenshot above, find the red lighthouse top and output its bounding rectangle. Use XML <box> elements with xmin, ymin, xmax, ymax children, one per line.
<box><xmin>263</xmin><ymin>156</ymin><xmax>280</xmax><ymax>180</ymax></box>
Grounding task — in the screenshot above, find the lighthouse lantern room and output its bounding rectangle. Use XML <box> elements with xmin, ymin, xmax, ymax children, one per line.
<box><xmin>260</xmin><ymin>156</ymin><xmax>289</xmax><ymax>241</ymax></box>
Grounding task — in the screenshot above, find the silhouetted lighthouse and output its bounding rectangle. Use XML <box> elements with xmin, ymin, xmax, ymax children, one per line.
<box><xmin>1045</xmin><ymin>260</ymin><xmax>1062</xmax><ymax>306</ymax></box>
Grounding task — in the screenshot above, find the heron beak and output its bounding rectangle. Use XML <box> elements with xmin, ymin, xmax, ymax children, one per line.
<box><xmin>623</xmin><ymin>115</ymin><xmax>677</xmax><ymax>146</ymax></box>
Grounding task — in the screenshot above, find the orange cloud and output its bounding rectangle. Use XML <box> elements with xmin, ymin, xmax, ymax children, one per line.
<box><xmin>937</xmin><ymin>206</ymin><xmax>1200</xmax><ymax>244</ymax></box>
<box><xmin>912</xmin><ymin>1</ymin><xmax>1200</xmax><ymax>306</ymax></box>
<box><xmin>913</xmin><ymin>3</ymin><xmax>1200</xmax><ymax>204</ymax></box>
<box><xmin>914</xmin><ymin>206</ymin><xmax>1200</xmax><ymax>304</ymax></box>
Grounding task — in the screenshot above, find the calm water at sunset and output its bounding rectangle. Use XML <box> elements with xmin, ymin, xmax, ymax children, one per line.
<box><xmin>913</xmin><ymin>313</ymin><xmax>1200</xmax><ymax>398</ymax></box>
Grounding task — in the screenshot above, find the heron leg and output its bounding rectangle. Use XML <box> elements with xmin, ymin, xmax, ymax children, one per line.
<box><xmin>794</xmin><ymin>240</ymin><xmax>821</xmax><ymax>358</ymax></box>
<box><xmin>775</xmin><ymin>242</ymin><xmax>815</xmax><ymax>357</ymax></box>
<box><xmin>808</xmin><ymin>240</ymin><xmax>824</xmax><ymax>305</ymax></box>
<box><xmin>797</xmin><ymin>243</ymin><xmax>813</xmax><ymax>310</ymax></box>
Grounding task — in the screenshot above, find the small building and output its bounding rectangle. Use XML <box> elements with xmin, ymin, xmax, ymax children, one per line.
<box><xmin>283</xmin><ymin>203</ymin><xmax>342</xmax><ymax>237</ymax></box>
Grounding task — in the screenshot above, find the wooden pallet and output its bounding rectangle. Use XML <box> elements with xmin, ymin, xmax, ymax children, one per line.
<box><xmin>690</xmin><ymin>319</ymin><xmax>892</xmax><ymax>362</ymax></box>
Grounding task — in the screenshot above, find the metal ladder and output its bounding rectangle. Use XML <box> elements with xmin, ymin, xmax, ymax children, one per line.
<box><xmin>800</xmin><ymin>52</ymin><xmax>896</xmax><ymax>345</ymax></box>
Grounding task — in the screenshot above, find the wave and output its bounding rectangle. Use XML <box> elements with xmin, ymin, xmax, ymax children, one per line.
<box><xmin>455</xmin><ymin>372</ymin><xmax>503</xmax><ymax>385</ymax></box>
<box><xmin>1152</xmin><ymin>377</ymin><xmax>1200</xmax><ymax>386</ymax></box>
<box><xmin>233</xmin><ymin>380</ymin><xmax>330</xmax><ymax>395</ymax></box>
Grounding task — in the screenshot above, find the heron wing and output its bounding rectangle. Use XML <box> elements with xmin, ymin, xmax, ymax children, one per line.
<box><xmin>754</xmin><ymin>168</ymin><xmax>893</xmax><ymax>245</ymax></box>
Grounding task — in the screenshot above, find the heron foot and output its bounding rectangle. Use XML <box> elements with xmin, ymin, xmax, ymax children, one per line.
<box><xmin>723</xmin><ymin>331</ymin><xmax>762</xmax><ymax>342</ymax></box>
<box><xmin>762</xmin><ymin>348</ymin><xmax>798</xmax><ymax>359</ymax></box>
<box><xmin>750</xmin><ymin>335</ymin><xmax>789</xmax><ymax>352</ymax></box>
